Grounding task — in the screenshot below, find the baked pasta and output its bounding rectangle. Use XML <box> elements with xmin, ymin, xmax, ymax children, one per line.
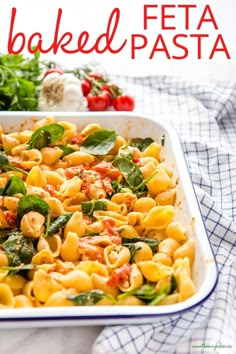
<box><xmin>0</xmin><ymin>117</ymin><xmax>196</xmax><ymax>308</ymax></box>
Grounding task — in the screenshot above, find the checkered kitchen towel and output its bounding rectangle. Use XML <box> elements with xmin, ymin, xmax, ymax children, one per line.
<box><xmin>92</xmin><ymin>74</ymin><xmax>236</xmax><ymax>354</ymax></box>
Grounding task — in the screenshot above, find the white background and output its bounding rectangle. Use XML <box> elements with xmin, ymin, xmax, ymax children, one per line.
<box><xmin>0</xmin><ymin>0</ymin><xmax>236</xmax><ymax>80</ymax></box>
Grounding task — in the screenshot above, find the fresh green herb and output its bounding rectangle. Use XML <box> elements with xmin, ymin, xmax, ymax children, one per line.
<box><xmin>130</xmin><ymin>137</ymin><xmax>154</xmax><ymax>152</ymax></box>
<box><xmin>132</xmin><ymin>170</ymin><xmax>158</xmax><ymax>193</ymax></box>
<box><xmin>1</xmin><ymin>264</ymin><xmax>36</xmax><ymax>275</ymax></box>
<box><xmin>17</xmin><ymin>195</ymin><xmax>50</xmax><ymax>220</ymax></box>
<box><xmin>117</xmin><ymin>283</ymin><xmax>168</xmax><ymax>305</ymax></box>
<box><xmin>58</xmin><ymin>145</ymin><xmax>75</xmax><ymax>157</ymax></box>
<box><xmin>81</xmin><ymin>232</ymin><xmax>100</xmax><ymax>237</ymax></box>
<box><xmin>81</xmin><ymin>200</ymin><xmax>107</xmax><ymax>216</ymax></box>
<box><xmin>118</xmin><ymin>227</ymin><xmax>126</xmax><ymax>234</ymax></box>
<box><xmin>161</xmin><ymin>134</ymin><xmax>165</xmax><ymax>147</ymax></box>
<box><xmin>118</xmin><ymin>146</ymin><xmax>133</xmax><ymax>160</ymax></box>
<box><xmin>0</xmin><ymin>52</ymin><xmax>45</xmax><ymax>111</ymax></box>
<box><xmin>0</xmin><ymin>175</ymin><xmax>26</xmax><ymax>196</ymax></box>
<box><xmin>148</xmin><ymin>286</ymin><xmax>168</xmax><ymax>306</ymax></box>
<box><xmin>0</xmin><ymin>229</ymin><xmax>17</xmax><ymax>243</ymax></box>
<box><xmin>0</xmin><ymin>153</ymin><xmax>28</xmax><ymax>175</ymax></box>
<box><xmin>111</xmin><ymin>180</ymin><xmax>125</xmax><ymax>194</ymax></box>
<box><xmin>47</xmin><ymin>212</ymin><xmax>73</xmax><ymax>237</ymax></box>
<box><xmin>27</xmin><ymin>124</ymin><xmax>64</xmax><ymax>150</ymax></box>
<box><xmin>80</xmin><ymin>130</ymin><xmax>117</xmax><ymax>155</ymax></box>
<box><xmin>68</xmin><ymin>290</ymin><xmax>116</xmax><ymax>306</ymax></box>
<box><xmin>113</xmin><ymin>157</ymin><xmax>143</xmax><ymax>188</ymax></box>
<box><xmin>2</xmin><ymin>232</ymin><xmax>35</xmax><ymax>266</ymax></box>
<box><xmin>122</xmin><ymin>237</ymin><xmax>160</xmax><ymax>251</ymax></box>
<box><xmin>170</xmin><ymin>274</ymin><xmax>178</xmax><ymax>294</ymax></box>
<box><xmin>112</xmin><ymin>158</ymin><xmax>158</xmax><ymax>197</ymax></box>
<box><xmin>129</xmin><ymin>244</ymin><xmax>142</xmax><ymax>263</ymax></box>
<box><xmin>118</xmin><ymin>284</ymin><xmax>157</xmax><ymax>301</ymax></box>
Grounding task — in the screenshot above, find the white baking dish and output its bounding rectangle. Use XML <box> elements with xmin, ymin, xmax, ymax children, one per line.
<box><xmin>0</xmin><ymin>112</ymin><xmax>218</xmax><ymax>328</ymax></box>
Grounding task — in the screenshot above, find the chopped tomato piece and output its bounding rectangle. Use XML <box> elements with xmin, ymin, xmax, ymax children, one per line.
<box><xmin>81</xmin><ymin>183</ymin><xmax>90</xmax><ymax>195</ymax></box>
<box><xmin>91</xmin><ymin>161</ymin><xmax>121</xmax><ymax>180</ymax></box>
<box><xmin>3</xmin><ymin>211</ymin><xmax>18</xmax><ymax>228</ymax></box>
<box><xmin>71</xmin><ymin>133</ymin><xmax>86</xmax><ymax>145</ymax></box>
<box><xmin>107</xmin><ymin>169</ymin><xmax>121</xmax><ymax>180</ymax></box>
<box><xmin>65</xmin><ymin>166</ymin><xmax>86</xmax><ymax>179</ymax></box>
<box><xmin>101</xmin><ymin>218</ymin><xmax>120</xmax><ymax>238</ymax></box>
<box><xmin>44</xmin><ymin>184</ymin><xmax>56</xmax><ymax>196</ymax></box>
<box><xmin>107</xmin><ymin>263</ymin><xmax>132</xmax><ymax>287</ymax></box>
<box><xmin>79</xmin><ymin>242</ymin><xmax>105</xmax><ymax>264</ymax></box>
<box><xmin>109</xmin><ymin>235</ymin><xmax>121</xmax><ymax>245</ymax></box>
<box><xmin>102</xmin><ymin>177</ymin><xmax>113</xmax><ymax>195</ymax></box>
<box><xmin>102</xmin><ymin>218</ymin><xmax>116</xmax><ymax>228</ymax></box>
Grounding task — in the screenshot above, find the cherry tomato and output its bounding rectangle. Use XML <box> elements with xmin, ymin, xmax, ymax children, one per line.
<box><xmin>88</xmin><ymin>71</ymin><xmax>105</xmax><ymax>81</ymax></box>
<box><xmin>87</xmin><ymin>92</ymin><xmax>110</xmax><ymax>111</ymax></box>
<box><xmin>102</xmin><ymin>83</ymin><xmax>121</xmax><ymax>99</ymax></box>
<box><xmin>112</xmin><ymin>95</ymin><xmax>135</xmax><ymax>111</ymax></box>
<box><xmin>101</xmin><ymin>90</ymin><xmax>112</xmax><ymax>106</ymax></box>
<box><xmin>43</xmin><ymin>68</ymin><xmax>64</xmax><ymax>79</ymax></box>
<box><xmin>81</xmin><ymin>79</ymin><xmax>92</xmax><ymax>97</ymax></box>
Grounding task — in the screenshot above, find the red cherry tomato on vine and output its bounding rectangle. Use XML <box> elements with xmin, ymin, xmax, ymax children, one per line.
<box><xmin>87</xmin><ymin>92</ymin><xmax>110</xmax><ymax>111</ymax></box>
<box><xmin>102</xmin><ymin>84</ymin><xmax>121</xmax><ymax>102</ymax></box>
<box><xmin>101</xmin><ymin>90</ymin><xmax>112</xmax><ymax>106</ymax></box>
<box><xmin>81</xmin><ymin>79</ymin><xmax>92</xmax><ymax>97</ymax></box>
<box><xmin>43</xmin><ymin>68</ymin><xmax>64</xmax><ymax>79</ymax></box>
<box><xmin>88</xmin><ymin>71</ymin><xmax>105</xmax><ymax>81</ymax></box>
<box><xmin>112</xmin><ymin>95</ymin><xmax>135</xmax><ymax>111</ymax></box>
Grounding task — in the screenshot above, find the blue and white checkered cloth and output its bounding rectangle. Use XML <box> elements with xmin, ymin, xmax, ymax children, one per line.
<box><xmin>92</xmin><ymin>75</ymin><xmax>236</xmax><ymax>354</ymax></box>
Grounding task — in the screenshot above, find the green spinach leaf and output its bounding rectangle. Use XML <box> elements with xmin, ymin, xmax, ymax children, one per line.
<box><xmin>1</xmin><ymin>264</ymin><xmax>36</xmax><ymax>275</ymax></box>
<box><xmin>111</xmin><ymin>180</ymin><xmax>126</xmax><ymax>194</ymax></box>
<box><xmin>81</xmin><ymin>232</ymin><xmax>100</xmax><ymax>237</ymax></box>
<box><xmin>17</xmin><ymin>195</ymin><xmax>50</xmax><ymax>220</ymax></box>
<box><xmin>122</xmin><ymin>237</ymin><xmax>160</xmax><ymax>251</ymax></box>
<box><xmin>130</xmin><ymin>137</ymin><xmax>154</xmax><ymax>152</ymax></box>
<box><xmin>47</xmin><ymin>212</ymin><xmax>73</xmax><ymax>237</ymax></box>
<box><xmin>80</xmin><ymin>130</ymin><xmax>116</xmax><ymax>155</ymax></box>
<box><xmin>170</xmin><ymin>274</ymin><xmax>178</xmax><ymax>294</ymax></box>
<box><xmin>118</xmin><ymin>283</ymin><xmax>168</xmax><ymax>305</ymax></box>
<box><xmin>148</xmin><ymin>286</ymin><xmax>168</xmax><ymax>306</ymax></box>
<box><xmin>27</xmin><ymin>124</ymin><xmax>64</xmax><ymax>149</ymax></box>
<box><xmin>1</xmin><ymin>175</ymin><xmax>26</xmax><ymax>196</ymax></box>
<box><xmin>129</xmin><ymin>243</ymin><xmax>142</xmax><ymax>263</ymax></box>
<box><xmin>0</xmin><ymin>153</ymin><xmax>28</xmax><ymax>175</ymax></box>
<box><xmin>2</xmin><ymin>232</ymin><xmax>35</xmax><ymax>266</ymax></box>
<box><xmin>118</xmin><ymin>146</ymin><xmax>133</xmax><ymax>160</ymax></box>
<box><xmin>113</xmin><ymin>157</ymin><xmax>143</xmax><ymax>188</ymax></box>
<box><xmin>82</xmin><ymin>200</ymin><xmax>107</xmax><ymax>216</ymax></box>
<box><xmin>68</xmin><ymin>290</ymin><xmax>116</xmax><ymax>306</ymax></box>
<box><xmin>58</xmin><ymin>145</ymin><xmax>75</xmax><ymax>157</ymax></box>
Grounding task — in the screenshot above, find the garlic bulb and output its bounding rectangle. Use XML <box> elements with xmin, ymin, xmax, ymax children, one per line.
<box><xmin>38</xmin><ymin>73</ymin><xmax>87</xmax><ymax>112</ymax></box>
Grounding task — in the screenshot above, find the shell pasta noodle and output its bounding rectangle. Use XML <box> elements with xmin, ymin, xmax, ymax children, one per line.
<box><xmin>0</xmin><ymin>117</ymin><xmax>196</xmax><ymax>308</ymax></box>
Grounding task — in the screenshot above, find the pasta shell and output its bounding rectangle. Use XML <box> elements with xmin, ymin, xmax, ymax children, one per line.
<box><xmin>138</xmin><ymin>261</ymin><xmax>173</xmax><ymax>282</ymax></box>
